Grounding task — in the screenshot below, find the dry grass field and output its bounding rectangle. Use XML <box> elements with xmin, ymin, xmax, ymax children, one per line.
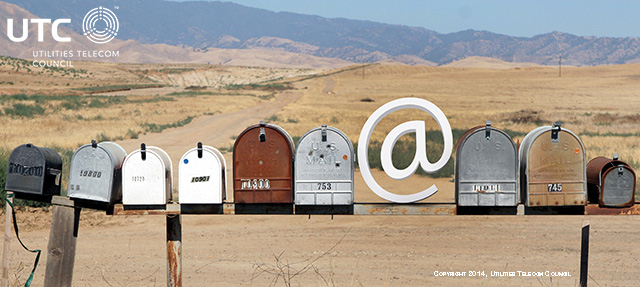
<box><xmin>1</xmin><ymin>57</ymin><xmax>640</xmax><ymax>286</ymax></box>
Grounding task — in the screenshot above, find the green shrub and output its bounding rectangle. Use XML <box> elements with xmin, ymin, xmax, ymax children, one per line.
<box><xmin>4</xmin><ymin>103</ymin><xmax>45</xmax><ymax>117</ymax></box>
<box><xmin>354</xmin><ymin>128</ymin><xmax>467</xmax><ymax>178</ymax></box>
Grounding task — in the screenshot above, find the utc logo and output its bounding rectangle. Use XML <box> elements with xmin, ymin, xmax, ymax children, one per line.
<box><xmin>82</xmin><ymin>6</ymin><xmax>119</xmax><ymax>44</ymax></box>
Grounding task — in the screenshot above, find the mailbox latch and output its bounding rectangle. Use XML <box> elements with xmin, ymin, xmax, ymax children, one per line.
<box><xmin>322</xmin><ymin>124</ymin><xmax>328</xmax><ymax>142</ymax></box>
<box><xmin>91</xmin><ymin>139</ymin><xmax>97</xmax><ymax>149</ymax></box>
<box><xmin>197</xmin><ymin>142</ymin><xmax>203</xmax><ymax>158</ymax></box>
<box><xmin>617</xmin><ymin>164</ymin><xmax>625</xmax><ymax>175</ymax></box>
<box><xmin>141</xmin><ymin>143</ymin><xmax>146</xmax><ymax>160</ymax></box>
<box><xmin>485</xmin><ymin>121</ymin><xmax>491</xmax><ymax>140</ymax></box>
<box><xmin>259</xmin><ymin>121</ymin><xmax>266</xmax><ymax>142</ymax></box>
<box><xmin>613</xmin><ymin>153</ymin><xmax>619</xmax><ymax>160</ymax></box>
<box><xmin>551</xmin><ymin>121</ymin><xmax>562</xmax><ymax>143</ymax></box>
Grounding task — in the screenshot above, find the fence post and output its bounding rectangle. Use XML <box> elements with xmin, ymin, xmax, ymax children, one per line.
<box><xmin>580</xmin><ymin>220</ymin><xmax>590</xmax><ymax>287</ymax></box>
<box><xmin>1</xmin><ymin>192</ymin><xmax>14</xmax><ymax>287</ymax></box>
<box><xmin>44</xmin><ymin>196</ymin><xmax>81</xmax><ymax>287</ymax></box>
<box><xmin>166</xmin><ymin>214</ymin><xmax>182</xmax><ymax>287</ymax></box>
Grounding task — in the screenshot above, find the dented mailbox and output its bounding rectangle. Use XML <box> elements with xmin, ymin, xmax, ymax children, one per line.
<box><xmin>5</xmin><ymin>143</ymin><xmax>62</xmax><ymax>201</ymax></box>
<box><xmin>295</xmin><ymin>125</ymin><xmax>354</xmax><ymax>205</ymax></box>
<box><xmin>68</xmin><ymin>140</ymin><xmax>127</xmax><ymax>204</ymax></box>
<box><xmin>587</xmin><ymin>154</ymin><xmax>636</xmax><ymax>207</ymax></box>
<box><xmin>122</xmin><ymin>144</ymin><xmax>173</xmax><ymax>205</ymax></box>
<box><xmin>455</xmin><ymin>122</ymin><xmax>518</xmax><ymax>206</ymax></box>
<box><xmin>519</xmin><ymin>122</ymin><xmax>586</xmax><ymax>206</ymax></box>
<box><xmin>179</xmin><ymin>142</ymin><xmax>226</xmax><ymax>204</ymax></box>
<box><xmin>233</xmin><ymin>121</ymin><xmax>294</xmax><ymax>203</ymax></box>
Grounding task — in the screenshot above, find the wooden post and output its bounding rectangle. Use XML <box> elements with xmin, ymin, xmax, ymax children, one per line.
<box><xmin>166</xmin><ymin>214</ymin><xmax>182</xmax><ymax>287</ymax></box>
<box><xmin>1</xmin><ymin>192</ymin><xmax>14</xmax><ymax>287</ymax></box>
<box><xmin>580</xmin><ymin>220</ymin><xmax>589</xmax><ymax>287</ymax></box>
<box><xmin>44</xmin><ymin>196</ymin><xmax>81</xmax><ymax>287</ymax></box>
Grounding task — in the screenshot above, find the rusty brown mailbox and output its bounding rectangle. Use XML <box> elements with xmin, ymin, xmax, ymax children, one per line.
<box><xmin>519</xmin><ymin>122</ymin><xmax>586</xmax><ymax>206</ymax></box>
<box><xmin>587</xmin><ymin>154</ymin><xmax>636</xmax><ymax>207</ymax></box>
<box><xmin>233</xmin><ymin>121</ymin><xmax>294</xmax><ymax>203</ymax></box>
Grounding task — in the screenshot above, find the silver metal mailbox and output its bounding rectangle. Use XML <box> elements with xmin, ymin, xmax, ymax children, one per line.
<box><xmin>122</xmin><ymin>144</ymin><xmax>173</xmax><ymax>205</ymax></box>
<box><xmin>455</xmin><ymin>122</ymin><xmax>518</xmax><ymax>206</ymax></box>
<box><xmin>5</xmin><ymin>143</ymin><xmax>62</xmax><ymax>202</ymax></box>
<box><xmin>295</xmin><ymin>125</ymin><xmax>355</xmax><ymax>205</ymax></box>
<box><xmin>68</xmin><ymin>140</ymin><xmax>127</xmax><ymax>204</ymax></box>
<box><xmin>519</xmin><ymin>122</ymin><xmax>586</xmax><ymax>207</ymax></box>
<box><xmin>178</xmin><ymin>142</ymin><xmax>227</xmax><ymax>204</ymax></box>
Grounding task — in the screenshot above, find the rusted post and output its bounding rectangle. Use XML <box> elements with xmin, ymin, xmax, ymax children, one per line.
<box><xmin>166</xmin><ymin>214</ymin><xmax>182</xmax><ymax>287</ymax></box>
<box><xmin>2</xmin><ymin>192</ymin><xmax>14</xmax><ymax>287</ymax></box>
<box><xmin>44</xmin><ymin>196</ymin><xmax>81</xmax><ymax>287</ymax></box>
<box><xmin>580</xmin><ymin>220</ymin><xmax>589</xmax><ymax>287</ymax></box>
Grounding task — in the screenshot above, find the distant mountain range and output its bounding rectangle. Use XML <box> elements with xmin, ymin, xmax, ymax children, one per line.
<box><xmin>4</xmin><ymin>0</ymin><xmax>640</xmax><ymax>66</ymax></box>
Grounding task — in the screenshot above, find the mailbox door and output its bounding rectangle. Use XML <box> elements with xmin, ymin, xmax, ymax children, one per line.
<box><xmin>234</xmin><ymin>124</ymin><xmax>294</xmax><ymax>203</ymax></box>
<box><xmin>295</xmin><ymin>126</ymin><xmax>354</xmax><ymax>205</ymax></box>
<box><xmin>601</xmin><ymin>165</ymin><xmax>635</xmax><ymax>207</ymax></box>
<box><xmin>526</xmin><ymin>130</ymin><xmax>586</xmax><ymax>206</ymax></box>
<box><xmin>68</xmin><ymin>144</ymin><xmax>117</xmax><ymax>203</ymax></box>
<box><xmin>456</xmin><ymin>128</ymin><xmax>518</xmax><ymax>206</ymax></box>
<box><xmin>179</xmin><ymin>146</ymin><xmax>224</xmax><ymax>204</ymax></box>
<box><xmin>123</xmin><ymin>149</ymin><xmax>169</xmax><ymax>205</ymax></box>
<box><xmin>5</xmin><ymin>144</ymin><xmax>62</xmax><ymax>196</ymax></box>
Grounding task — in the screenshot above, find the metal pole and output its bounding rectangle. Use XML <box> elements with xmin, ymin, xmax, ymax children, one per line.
<box><xmin>1</xmin><ymin>192</ymin><xmax>14</xmax><ymax>287</ymax></box>
<box><xmin>166</xmin><ymin>214</ymin><xmax>182</xmax><ymax>287</ymax></box>
<box><xmin>580</xmin><ymin>220</ymin><xmax>589</xmax><ymax>287</ymax></box>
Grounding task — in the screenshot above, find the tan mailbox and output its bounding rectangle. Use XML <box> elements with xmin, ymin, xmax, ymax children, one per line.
<box><xmin>519</xmin><ymin>122</ymin><xmax>586</xmax><ymax>206</ymax></box>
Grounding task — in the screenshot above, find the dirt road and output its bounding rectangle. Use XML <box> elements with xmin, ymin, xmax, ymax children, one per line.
<box><xmin>116</xmin><ymin>91</ymin><xmax>302</xmax><ymax>197</ymax></box>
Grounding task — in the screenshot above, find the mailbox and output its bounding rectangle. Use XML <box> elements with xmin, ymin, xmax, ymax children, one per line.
<box><xmin>455</xmin><ymin>122</ymin><xmax>518</xmax><ymax>207</ymax></box>
<box><xmin>122</xmin><ymin>144</ymin><xmax>173</xmax><ymax>205</ymax></box>
<box><xmin>519</xmin><ymin>122</ymin><xmax>586</xmax><ymax>206</ymax></box>
<box><xmin>68</xmin><ymin>140</ymin><xmax>127</xmax><ymax>204</ymax></box>
<box><xmin>179</xmin><ymin>142</ymin><xmax>226</xmax><ymax>204</ymax></box>
<box><xmin>5</xmin><ymin>143</ymin><xmax>62</xmax><ymax>201</ymax></box>
<box><xmin>233</xmin><ymin>121</ymin><xmax>294</xmax><ymax>204</ymax></box>
<box><xmin>587</xmin><ymin>154</ymin><xmax>636</xmax><ymax>207</ymax></box>
<box><xmin>294</xmin><ymin>125</ymin><xmax>354</xmax><ymax>205</ymax></box>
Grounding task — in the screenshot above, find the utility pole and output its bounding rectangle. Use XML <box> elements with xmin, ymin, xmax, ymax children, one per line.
<box><xmin>559</xmin><ymin>55</ymin><xmax>562</xmax><ymax>77</ymax></box>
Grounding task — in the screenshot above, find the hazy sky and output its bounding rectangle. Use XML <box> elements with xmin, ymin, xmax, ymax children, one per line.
<box><xmin>174</xmin><ymin>0</ymin><xmax>639</xmax><ymax>38</ymax></box>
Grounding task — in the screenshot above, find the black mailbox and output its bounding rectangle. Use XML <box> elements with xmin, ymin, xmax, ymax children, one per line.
<box><xmin>5</xmin><ymin>143</ymin><xmax>62</xmax><ymax>202</ymax></box>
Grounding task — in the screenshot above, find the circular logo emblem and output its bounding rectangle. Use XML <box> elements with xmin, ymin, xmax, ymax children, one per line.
<box><xmin>83</xmin><ymin>7</ymin><xmax>119</xmax><ymax>44</ymax></box>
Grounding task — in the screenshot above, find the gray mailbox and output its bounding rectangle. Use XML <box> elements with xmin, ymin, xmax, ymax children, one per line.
<box><xmin>122</xmin><ymin>144</ymin><xmax>173</xmax><ymax>205</ymax></box>
<box><xmin>178</xmin><ymin>142</ymin><xmax>227</xmax><ymax>204</ymax></box>
<box><xmin>587</xmin><ymin>154</ymin><xmax>636</xmax><ymax>207</ymax></box>
<box><xmin>5</xmin><ymin>143</ymin><xmax>62</xmax><ymax>202</ymax></box>
<box><xmin>455</xmin><ymin>122</ymin><xmax>518</xmax><ymax>207</ymax></box>
<box><xmin>519</xmin><ymin>122</ymin><xmax>586</xmax><ymax>207</ymax></box>
<box><xmin>295</xmin><ymin>125</ymin><xmax>355</xmax><ymax>205</ymax></box>
<box><xmin>68</xmin><ymin>140</ymin><xmax>127</xmax><ymax>205</ymax></box>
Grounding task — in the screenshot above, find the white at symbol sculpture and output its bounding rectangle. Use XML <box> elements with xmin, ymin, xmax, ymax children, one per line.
<box><xmin>357</xmin><ymin>98</ymin><xmax>453</xmax><ymax>203</ymax></box>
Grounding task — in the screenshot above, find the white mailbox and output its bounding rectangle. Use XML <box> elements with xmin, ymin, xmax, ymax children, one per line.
<box><xmin>122</xmin><ymin>144</ymin><xmax>173</xmax><ymax>205</ymax></box>
<box><xmin>178</xmin><ymin>142</ymin><xmax>226</xmax><ymax>204</ymax></box>
<box><xmin>68</xmin><ymin>140</ymin><xmax>127</xmax><ymax>204</ymax></box>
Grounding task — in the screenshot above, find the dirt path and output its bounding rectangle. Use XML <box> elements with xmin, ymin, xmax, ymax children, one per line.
<box><xmin>116</xmin><ymin>91</ymin><xmax>301</xmax><ymax>193</ymax></box>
